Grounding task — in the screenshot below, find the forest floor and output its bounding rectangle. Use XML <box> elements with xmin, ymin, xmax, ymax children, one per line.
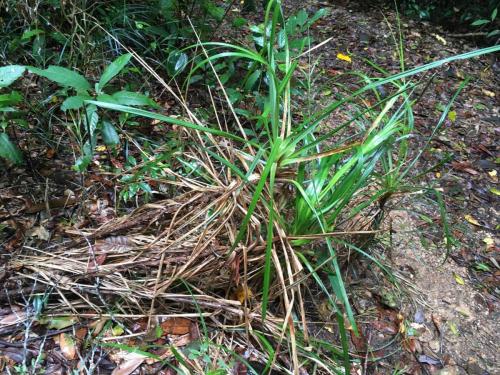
<box><xmin>291</xmin><ymin>1</ymin><xmax>499</xmax><ymax>373</ymax></box>
<box><xmin>0</xmin><ymin>0</ymin><xmax>498</xmax><ymax>374</ymax></box>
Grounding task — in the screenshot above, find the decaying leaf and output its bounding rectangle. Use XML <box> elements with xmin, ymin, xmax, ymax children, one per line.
<box><xmin>87</xmin><ymin>253</ymin><xmax>107</xmax><ymax>272</ymax></box>
<box><xmin>0</xmin><ymin>347</ymin><xmax>28</xmax><ymax>363</ymax></box>
<box><xmin>372</xmin><ymin>320</ymin><xmax>398</xmax><ymax>335</ymax></box>
<box><xmin>350</xmin><ymin>329</ymin><xmax>367</xmax><ymax>351</ymax></box>
<box><xmin>232</xmin><ymin>361</ymin><xmax>248</xmax><ymax>375</ymax></box>
<box><xmin>90</xmin><ymin>318</ymin><xmax>108</xmax><ymax>336</ymax></box>
<box><xmin>402</xmin><ymin>337</ymin><xmax>416</xmax><ymax>353</ymax></box>
<box><xmin>96</xmin><ymin>236</ymin><xmax>134</xmax><ymax>253</ymax></box>
<box><xmin>418</xmin><ymin>354</ymin><xmax>441</xmax><ymax>365</ymax></box>
<box><xmin>451</xmin><ymin>161</ymin><xmax>479</xmax><ymax>175</ymax></box>
<box><xmin>58</xmin><ymin>333</ymin><xmax>77</xmax><ymax>360</ymax></box>
<box><xmin>0</xmin><ymin>310</ymin><xmax>27</xmax><ymax>326</ymax></box>
<box><xmin>160</xmin><ymin>317</ymin><xmax>192</xmax><ymax>335</ymax></box>
<box><xmin>75</xmin><ymin>327</ymin><xmax>88</xmax><ymax>340</ymax></box>
<box><xmin>111</xmin><ymin>353</ymin><xmax>146</xmax><ymax>375</ymax></box>
<box><xmin>28</xmin><ymin>225</ymin><xmax>50</xmax><ymax>240</ymax></box>
<box><xmin>190</xmin><ymin>320</ymin><xmax>201</xmax><ymax>341</ymax></box>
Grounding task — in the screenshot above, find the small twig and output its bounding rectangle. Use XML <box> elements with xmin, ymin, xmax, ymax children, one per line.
<box><xmin>447</xmin><ymin>32</ymin><xmax>488</xmax><ymax>38</ymax></box>
<box><xmin>363</xmin><ymin>331</ymin><xmax>372</xmax><ymax>375</ymax></box>
<box><xmin>44</xmin><ymin>178</ymin><xmax>51</xmax><ymax>219</ymax></box>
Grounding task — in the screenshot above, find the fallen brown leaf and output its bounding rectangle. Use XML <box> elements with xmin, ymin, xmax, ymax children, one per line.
<box><xmin>111</xmin><ymin>354</ymin><xmax>146</xmax><ymax>375</ymax></box>
<box><xmin>161</xmin><ymin>317</ymin><xmax>192</xmax><ymax>335</ymax></box>
<box><xmin>372</xmin><ymin>320</ymin><xmax>398</xmax><ymax>335</ymax></box>
<box><xmin>451</xmin><ymin>161</ymin><xmax>479</xmax><ymax>175</ymax></box>
<box><xmin>0</xmin><ymin>310</ymin><xmax>27</xmax><ymax>326</ymax></box>
<box><xmin>58</xmin><ymin>333</ymin><xmax>77</xmax><ymax>360</ymax></box>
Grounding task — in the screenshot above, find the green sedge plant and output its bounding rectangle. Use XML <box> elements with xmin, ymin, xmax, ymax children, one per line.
<box><xmin>1</xmin><ymin>0</ymin><xmax>499</xmax><ymax>371</ymax></box>
<box><xmin>80</xmin><ymin>1</ymin><xmax>498</xmax><ymax>371</ymax></box>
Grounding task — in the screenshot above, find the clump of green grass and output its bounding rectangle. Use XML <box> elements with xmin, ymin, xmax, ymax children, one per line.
<box><xmin>1</xmin><ymin>0</ymin><xmax>499</xmax><ymax>373</ymax></box>
<box><xmin>84</xmin><ymin>4</ymin><xmax>497</xmax><ymax>368</ymax></box>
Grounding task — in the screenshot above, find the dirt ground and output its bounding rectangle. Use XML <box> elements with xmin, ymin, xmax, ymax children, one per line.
<box><xmin>391</xmin><ymin>210</ymin><xmax>498</xmax><ymax>374</ymax></box>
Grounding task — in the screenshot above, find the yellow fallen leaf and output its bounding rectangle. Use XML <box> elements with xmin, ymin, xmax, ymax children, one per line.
<box><xmin>483</xmin><ymin>237</ymin><xmax>494</xmax><ymax>246</ymax></box>
<box><xmin>96</xmin><ymin>145</ymin><xmax>107</xmax><ymax>152</ymax></box>
<box><xmin>447</xmin><ymin>110</ymin><xmax>456</xmax><ymax>122</ymax></box>
<box><xmin>490</xmin><ymin>187</ymin><xmax>500</xmax><ymax>196</ymax></box>
<box><xmin>337</xmin><ymin>53</ymin><xmax>352</xmax><ymax>63</ymax></box>
<box><xmin>482</xmin><ymin>89</ymin><xmax>495</xmax><ymax>97</ymax></box>
<box><xmin>453</xmin><ymin>273</ymin><xmax>465</xmax><ymax>285</ymax></box>
<box><xmin>317</xmin><ymin>299</ymin><xmax>333</xmax><ymax>320</ymax></box>
<box><xmin>449</xmin><ymin>321</ymin><xmax>459</xmax><ymax>336</ymax></box>
<box><xmin>112</xmin><ymin>324</ymin><xmax>124</xmax><ymax>336</ymax></box>
<box><xmin>432</xmin><ymin>33</ymin><xmax>447</xmax><ymax>45</ymax></box>
<box><xmin>488</xmin><ymin>170</ymin><xmax>497</xmax><ymax>177</ymax></box>
<box><xmin>397</xmin><ymin>313</ymin><xmax>405</xmax><ymax>334</ymax></box>
<box><xmin>235</xmin><ymin>284</ymin><xmax>253</xmax><ymax>304</ymax></box>
<box><xmin>435</xmin><ymin>172</ymin><xmax>441</xmax><ymax>178</ymax></box>
<box><xmin>464</xmin><ymin>214</ymin><xmax>480</xmax><ymax>226</ymax></box>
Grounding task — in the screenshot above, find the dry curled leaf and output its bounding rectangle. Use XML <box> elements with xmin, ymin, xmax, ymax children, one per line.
<box><xmin>87</xmin><ymin>253</ymin><xmax>107</xmax><ymax>272</ymax></box>
<box><xmin>235</xmin><ymin>284</ymin><xmax>253</xmax><ymax>304</ymax></box>
<box><xmin>28</xmin><ymin>225</ymin><xmax>50</xmax><ymax>240</ymax></box>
